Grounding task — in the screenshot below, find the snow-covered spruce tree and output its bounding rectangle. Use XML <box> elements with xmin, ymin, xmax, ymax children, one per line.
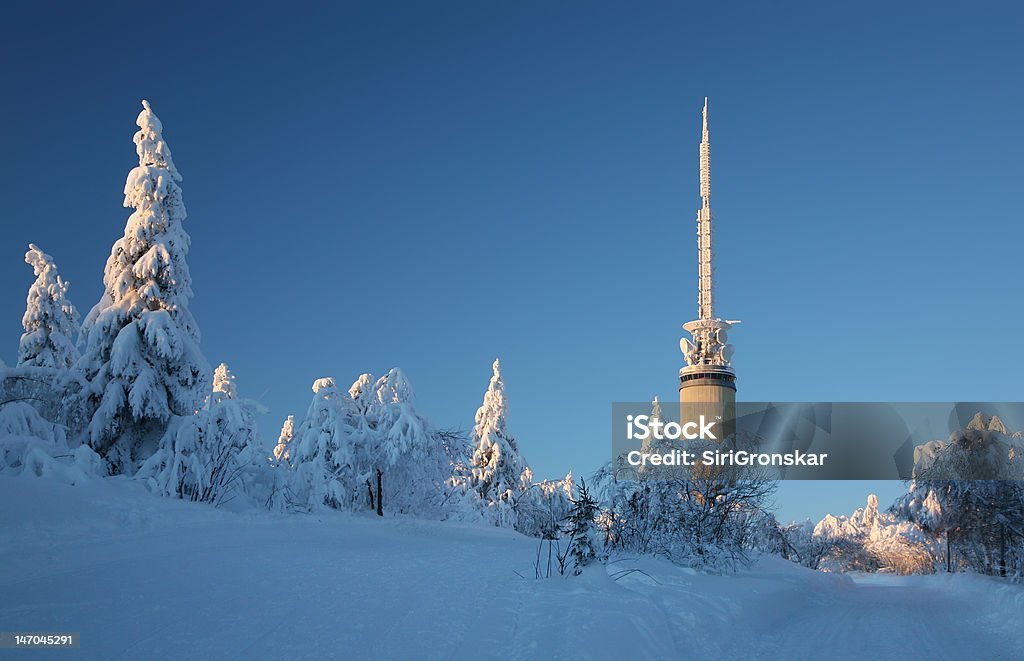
<box><xmin>3</xmin><ymin>244</ymin><xmax>84</xmax><ymax>429</ymax></box>
<box><xmin>288</xmin><ymin>378</ymin><xmax>356</xmax><ymax>510</ymax></box>
<box><xmin>77</xmin><ymin>100</ymin><xmax>210</xmax><ymax>474</ymax></box>
<box><xmin>469</xmin><ymin>359</ymin><xmax>529</xmax><ymax>513</ymax></box>
<box><xmin>18</xmin><ymin>244</ymin><xmax>80</xmax><ymax>369</ymax></box>
<box><xmin>272</xmin><ymin>415</ymin><xmax>295</xmax><ymax>465</ymax></box>
<box><xmin>563</xmin><ymin>479</ymin><xmax>603</xmax><ymax>575</ymax></box>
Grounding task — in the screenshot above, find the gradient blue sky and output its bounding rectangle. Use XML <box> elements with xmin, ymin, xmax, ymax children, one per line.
<box><xmin>2</xmin><ymin>2</ymin><xmax>1022</xmax><ymax>523</ymax></box>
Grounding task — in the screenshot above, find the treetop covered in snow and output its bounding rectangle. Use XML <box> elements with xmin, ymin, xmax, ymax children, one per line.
<box><xmin>473</xmin><ymin>358</ymin><xmax>507</xmax><ymax>441</ymax></box>
<box><xmin>212</xmin><ymin>363</ymin><xmax>237</xmax><ymax>401</ymax></box>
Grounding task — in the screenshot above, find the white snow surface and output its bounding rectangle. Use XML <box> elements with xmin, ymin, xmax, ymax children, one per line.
<box><xmin>1</xmin><ymin>476</ymin><xmax>1021</xmax><ymax>660</ymax></box>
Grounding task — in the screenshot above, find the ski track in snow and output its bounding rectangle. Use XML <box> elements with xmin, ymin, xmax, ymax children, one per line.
<box><xmin>1</xmin><ymin>477</ymin><xmax>1021</xmax><ymax>660</ymax></box>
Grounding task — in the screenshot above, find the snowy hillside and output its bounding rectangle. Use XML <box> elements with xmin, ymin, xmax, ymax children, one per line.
<box><xmin>1</xmin><ymin>475</ymin><xmax>1022</xmax><ymax>660</ymax></box>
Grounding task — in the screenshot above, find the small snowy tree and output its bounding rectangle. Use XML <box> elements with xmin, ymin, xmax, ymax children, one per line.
<box><xmin>273</xmin><ymin>415</ymin><xmax>295</xmax><ymax>465</ymax></box>
<box><xmin>288</xmin><ymin>378</ymin><xmax>355</xmax><ymax>510</ymax></box>
<box><xmin>142</xmin><ymin>363</ymin><xmax>262</xmax><ymax>504</ymax></box>
<box><xmin>199</xmin><ymin>363</ymin><xmax>262</xmax><ymax>498</ymax></box>
<box><xmin>563</xmin><ymin>479</ymin><xmax>602</xmax><ymax>574</ymax></box>
<box><xmin>470</xmin><ymin>359</ymin><xmax>529</xmax><ymax>507</ymax></box>
<box><xmin>77</xmin><ymin>100</ymin><xmax>210</xmax><ymax>474</ymax></box>
<box><xmin>18</xmin><ymin>244</ymin><xmax>80</xmax><ymax>369</ymax></box>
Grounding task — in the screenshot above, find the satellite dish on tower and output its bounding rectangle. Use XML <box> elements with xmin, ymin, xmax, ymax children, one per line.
<box><xmin>721</xmin><ymin>344</ymin><xmax>735</xmax><ymax>362</ymax></box>
<box><xmin>716</xmin><ymin>328</ymin><xmax>728</xmax><ymax>345</ymax></box>
<box><xmin>680</xmin><ymin>338</ymin><xmax>697</xmax><ymax>364</ymax></box>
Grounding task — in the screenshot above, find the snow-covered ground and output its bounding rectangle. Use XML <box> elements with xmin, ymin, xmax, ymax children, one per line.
<box><xmin>1</xmin><ymin>476</ymin><xmax>1021</xmax><ymax>660</ymax></box>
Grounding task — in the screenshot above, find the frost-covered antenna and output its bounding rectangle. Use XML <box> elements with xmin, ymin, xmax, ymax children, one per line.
<box><xmin>698</xmin><ymin>96</ymin><xmax>713</xmax><ymax>321</ymax></box>
<box><xmin>680</xmin><ymin>98</ymin><xmax>739</xmax><ymax>371</ymax></box>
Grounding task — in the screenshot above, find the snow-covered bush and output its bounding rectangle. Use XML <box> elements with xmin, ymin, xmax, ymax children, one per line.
<box><xmin>0</xmin><ymin>400</ymin><xmax>103</xmax><ymax>485</ymax></box>
<box><xmin>513</xmin><ymin>472</ymin><xmax>575</xmax><ymax>539</ymax></box>
<box><xmin>18</xmin><ymin>244</ymin><xmax>79</xmax><ymax>369</ymax></box>
<box><xmin>0</xmin><ymin>364</ymin><xmax>82</xmax><ymax>430</ymax></box>
<box><xmin>777</xmin><ymin>520</ymin><xmax>832</xmax><ymax>569</ymax></box>
<box><xmin>593</xmin><ymin>461</ymin><xmax>778</xmax><ymax>573</ymax></box>
<box><xmin>744</xmin><ymin>509</ymin><xmax>789</xmax><ymax>557</ymax></box>
<box><xmin>77</xmin><ymin>100</ymin><xmax>210</xmax><ymax>474</ymax></box>
<box><xmin>0</xmin><ymin>400</ymin><xmax>67</xmax><ymax>471</ymax></box>
<box><xmin>140</xmin><ymin>363</ymin><xmax>264</xmax><ymax>505</ymax></box>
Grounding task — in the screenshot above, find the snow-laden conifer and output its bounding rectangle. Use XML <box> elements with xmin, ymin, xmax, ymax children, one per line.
<box><xmin>288</xmin><ymin>377</ymin><xmax>354</xmax><ymax>509</ymax></box>
<box><xmin>78</xmin><ymin>101</ymin><xmax>210</xmax><ymax>473</ymax></box>
<box><xmin>563</xmin><ymin>479</ymin><xmax>602</xmax><ymax>574</ymax></box>
<box><xmin>18</xmin><ymin>244</ymin><xmax>79</xmax><ymax>369</ymax></box>
<box><xmin>470</xmin><ymin>359</ymin><xmax>528</xmax><ymax>502</ymax></box>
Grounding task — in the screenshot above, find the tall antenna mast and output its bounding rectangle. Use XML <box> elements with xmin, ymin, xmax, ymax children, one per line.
<box><xmin>680</xmin><ymin>98</ymin><xmax>739</xmax><ymax>369</ymax></box>
<box><xmin>698</xmin><ymin>97</ymin><xmax>713</xmax><ymax>321</ymax></box>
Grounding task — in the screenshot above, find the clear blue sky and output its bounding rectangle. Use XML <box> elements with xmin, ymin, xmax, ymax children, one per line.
<box><xmin>2</xmin><ymin>2</ymin><xmax>1021</xmax><ymax>524</ymax></box>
